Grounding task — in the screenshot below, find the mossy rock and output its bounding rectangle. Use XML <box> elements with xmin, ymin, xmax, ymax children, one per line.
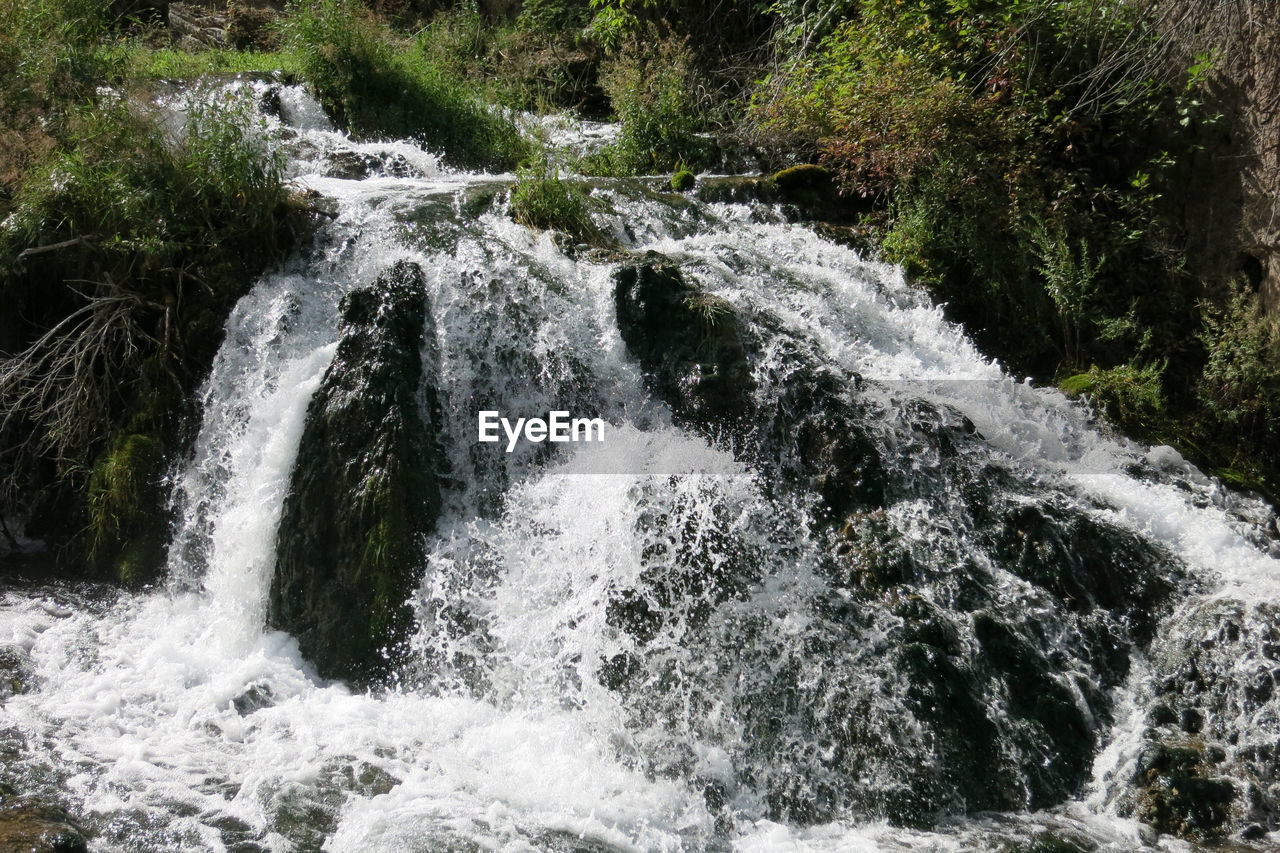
<box><xmin>87</xmin><ymin>432</ymin><xmax>169</xmax><ymax>586</ymax></box>
<box><xmin>771</xmin><ymin>163</ymin><xmax>833</xmax><ymax>191</ymax></box>
<box><xmin>269</xmin><ymin>260</ymin><xmax>445</xmax><ymax>685</ymax></box>
<box><xmin>613</xmin><ymin>253</ymin><xmax>756</xmax><ymax>426</ymax></box>
<box><xmin>670</xmin><ymin>169</ymin><xmax>695</xmax><ymax>191</ymax></box>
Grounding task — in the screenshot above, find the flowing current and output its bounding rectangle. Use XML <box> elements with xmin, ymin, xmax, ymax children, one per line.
<box><xmin>2</xmin><ymin>81</ymin><xmax>1279</xmax><ymax>852</ymax></box>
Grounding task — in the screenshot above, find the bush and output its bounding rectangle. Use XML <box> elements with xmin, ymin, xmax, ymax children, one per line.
<box><xmin>588</xmin><ymin>32</ymin><xmax>712</xmax><ymax>175</ymax></box>
<box><xmin>0</xmin><ymin>0</ymin><xmax>120</xmax><ymax>198</ymax></box>
<box><xmin>754</xmin><ymin>0</ymin><xmax>1188</xmax><ymax>377</ymax></box>
<box><xmin>509</xmin><ymin>161</ymin><xmax>596</xmax><ymax>240</ymax></box>
<box><xmin>0</xmin><ymin>87</ymin><xmax>296</xmax><ymax>577</ymax></box>
<box><xmin>283</xmin><ymin>0</ymin><xmax>528</xmax><ymax>169</ymax></box>
<box><xmin>1197</xmin><ymin>284</ymin><xmax>1280</xmax><ymax>434</ymax></box>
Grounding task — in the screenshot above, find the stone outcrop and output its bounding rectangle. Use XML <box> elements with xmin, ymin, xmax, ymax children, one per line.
<box><xmin>269</xmin><ymin>260</ymin><xmax>444</xmax><ymax>685</ymax></box>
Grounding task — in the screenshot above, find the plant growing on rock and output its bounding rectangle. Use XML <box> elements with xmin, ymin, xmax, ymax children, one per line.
<box><xmin>509</xmin><ymin>161</ymin><xmax>596</xmax><ymax>240</ymax></box>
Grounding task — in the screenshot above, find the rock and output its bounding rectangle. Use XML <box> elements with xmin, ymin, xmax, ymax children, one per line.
<box><xmin>614</xmin><ymin>253</ymin><xmax>755</xmax><ymax>427</ymax></box>
<box><xmin>269</xmin><ymin>261</ymin><xmax>444</xmax><ymax>685</ymax></box>
<box><xmin>0</xmin><ymin>645</ymin><xmax>33</xmax><ymax>700</ymax></box>
<box><xmin>771</xmin><ymin>163</ymin><xmax>833</xmax><ymax>192</ymax></box>
<box><xmin>0</xmin><ymin>800</ymin><xmax>88</xmax><ymax>853</ymax></box>
<box><xmin>1135</xmin><ymin>741</ymin><xmax>1236</xmax><ymax>839</ymax></box>
<box><xmin>1241</xmin><ymin>823</ymin><xmax>1267</xmax><ymax>840</ymax></box>
<box><xmin>168</xmin><ymin>2</ymin><xmax>228</xmax><ymax>49</ymax></box>
<box><xmin>613</xmin><ymin>254</ymin><xmax>886</xmax><ymax>519</ymax></box>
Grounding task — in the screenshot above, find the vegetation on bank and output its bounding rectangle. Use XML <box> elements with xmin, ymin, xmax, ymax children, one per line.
<box><xmin>0</xmin><ymin>0</ymin><xmax>301</xmax><ymax>581</ymax></box>
<box><xmin>1</xmin><ymin>0</ymin><xmax>1278</xmax><ymax>582</ymax></box>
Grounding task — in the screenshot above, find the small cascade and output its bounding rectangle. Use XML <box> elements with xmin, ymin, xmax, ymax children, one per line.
<box><xmin>0</xmin><ymin>78</ymin><xmax>1278</xmax><ymax>853</ymax></box>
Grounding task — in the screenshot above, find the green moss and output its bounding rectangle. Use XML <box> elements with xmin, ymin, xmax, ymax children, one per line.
<box><xmin>88</xmin><ymin>432</ymin><xmax>168</xmax><ymax>585</ymax></box>
<box><xmin>770</xmin><ymin>163</ymin><xmax>831</xmax><ymax>191</ymax></box>
<box><xmin>1059</xmin><ymin>363</ymin><xmax>1165</xmax><ymax>434</ymax></box>
<box><xmin>670</xmin><ymin>168</ymin><xmax>695</xmax><ymax>191</ymax></box>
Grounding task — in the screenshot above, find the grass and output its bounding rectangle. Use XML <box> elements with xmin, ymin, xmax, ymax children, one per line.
<box><xmin>282</xmin><ymin>0</ymin><xmax>528</xmax><ymax>170</ymax></box>
<box><xmin>127</xmin><ymin>47</ymin><xmax>302</xmax><ymax>79</ymax></box>
<box><xmin>510</xmin><ymin>162</ymin><xmax>597</xmax><ymax>241</ymax></box>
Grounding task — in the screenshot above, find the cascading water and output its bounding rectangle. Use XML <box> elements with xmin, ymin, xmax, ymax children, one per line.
<box><xmin>1</xmin><ymin>79</ymin><xmax>1278</xmax><ymax>852</ymax></box>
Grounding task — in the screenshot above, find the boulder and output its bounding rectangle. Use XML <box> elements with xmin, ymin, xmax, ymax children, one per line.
<box><xmin>0</xmin><ymin>800</ymin><xmax>87</xmax><ymax>853</ymax></box>
<box><xmin>614</xmin><ymin>253</ymin><xmax>755</xmax><ymax>427</ymax></box>
<box><xmin>269</xmin><ymin>261</ymin><xmax>444</xmax><ymax>685</ymax></box>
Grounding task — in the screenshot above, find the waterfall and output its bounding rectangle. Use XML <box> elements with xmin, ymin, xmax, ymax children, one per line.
<box><xmin>1</xmin><ymin>80</ymin><xmax>1277</xmax><ymax>852</ymax></box>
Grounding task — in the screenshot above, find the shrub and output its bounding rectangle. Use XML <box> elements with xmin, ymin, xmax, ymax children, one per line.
<box><xmin>1060</xmin><ymin>363</ymin><xmax>1166</xmax><ymax>435</ymax></box>
<box><xmin>1197</xmin><ymin>284</ymin><xmax>1280</xmax><ymax>434</ymax></box>
<box><xmin>283</xmin><ymin>0</ymin><xmax>528</xmax><ymax>169</ymax></box>
<box><xmin>753</xmin><ymin>0</ymin><xmax>1189</xmax><ymax>377</ymax></box>
<box><xmin>1</xmin><ymin>88</ymin><xmax>296</xmax><ymax>576</ymax></box>
<box><xmin>510</xmin><ymin>162</ymin><xmax>596</xmax><ymax>240</ymax></box>
<box><xmin>589</xmin><ymin>32</ymin><xmax>712</xmax><ymax>175</ymax></box>
<box><xmin>0</xmin><ymin>0</ymin><xmax>120</xmax><ymax>199</ymax></box>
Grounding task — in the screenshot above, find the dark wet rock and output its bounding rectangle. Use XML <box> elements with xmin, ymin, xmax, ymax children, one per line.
<box><xmin>322</xmin><ymin>150</ymin><xmax>420</xmax><ymax>181</ymax></box>
<box><xmin>695</xmin><ymin>176</ymin><xmax>781</xmax><ymax>207</ymax></box>
<box><xmin>1138</xmin><ymin>598</ymin><xmax>1280</xmax><ymax>837</ymax></box>
<box><xmin>269</xmin><ymin>260</ymin><xmax>444</xmax><ymax>685</ymax></box>
<box><xmin>614</xmin><ymin>253</ymin><xmax>755</xmax><ymax>426</ymax></box>
<box><xmin>976</xmin><ymin>496</ymin><xmax>1179</xmax><ymax>643</ymax></box>
<box><xmin>760</xmin><ymin>361</ymin><xmax>886</xmax><ymax>519</ymax></box>
<box><xmin>1242</xmin><ymin>823</ymin><xmax>1267</xmax><ymax>840</ymax></box>
<box><xmin>0</xmin><ymin>645</ymin><xmax>33</xmax><ymax>700</ymax></box>
<box><xmin>999</xmin><ymin>834</ymin><xmax>1095</xmax><ymax>853</ymax></box>
<box><xmin>614</xmin><ymin>254</ymin><xmax>887</xmax><ymax>519</ymax></box>
<box><xmin>1135</xmin><ymin>740</ymin><xmax>1236</xmax><ymax>839</ymax></box>
<box><xmin>0</xmin><ymin>799</ymin><xmax>88</xmax><ymax>853</ymax></box>
<box><xmin>231</xmin><ymin>682</ymin><xmax>274</xmax><ymax>716</ymax></box>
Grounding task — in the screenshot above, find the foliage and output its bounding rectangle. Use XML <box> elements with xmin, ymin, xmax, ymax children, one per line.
<box><xmin>1197</xmin><ymin>284</ymin><xmax>1280</xmax><ymax>435</ymax></box>
<box><xmin>283</xmin><ymin>0</ymin><xmax>528</xmax><ymax>169</ymax></box>
<box><xmin>587</xmin><ymin>31</ymin><xmax>712</xmax><ymax>175</ymax></box>
<box><xmin>0</xmin><ymin>0</ymin><xmax>121</xmax><ymax>196</ymax></box>
<box><xmin>418</xmin><ymin>6</ymin><xmax>606</xmax><ymax>114</ymax></box>
<box><xmin>510</xmin><ymin>160</ymin><xmax>596</xmax><ymax>240</ymax></box>
<box><xmin>670</xmin><ymin>167</ymin><xmax>695</xmax><ymax>191</ymax></box>
<box><xmin>0</xmin><ymin>85</ymin><xmax>296</xmax><ymax>577</ymax></box>
<box><xmin>1060</xmin><ymin>363</ymin><xmax>1166</xmax><ymax>435</ymax></box>
<box><xmin>754</xmin><ymin>0</ymin><xmax>1196</xmax><ymax>379</ymax></box>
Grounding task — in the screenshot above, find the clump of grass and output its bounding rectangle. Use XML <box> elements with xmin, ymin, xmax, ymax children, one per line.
<box><xmin>670</xmin><ymin>168</ymin><xmax>695</xmax><ymax>191</ymax></box>
<box><xmin>282</xmin><ymin>0</ymin><xmax>528</xmax><ymax>170</ymax></box>
<box><xmin>127</xmin><ymin>47</ymin><xmax>301</xmax><ymax>79</ymax></box>
<box><xmin>510</xmin><ymin>162</ymin><xmax>596</xmax><ymax>241</ymax></box>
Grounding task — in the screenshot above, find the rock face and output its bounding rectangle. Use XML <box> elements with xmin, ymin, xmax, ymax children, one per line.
<box><xmin>614</xmin><ymin>253</ymin><xmax>755</xmax><ymax>427</ymax></box>
<box><xmin>611</xmin><ymin>252</ymin><xmax>1187</xmax><ymax>825</ymax></box>
<box><xmin>613</xmin><ymin>253</ymin><xmax>883</xmax><ymax>520</ymax></box>
<box><xmin>0</xmin><ymin>800</ymin><xmax>87</xmax><ymax>853</ymax></box>
<box><xmin>269</xmin><ymin>261</ymin><xmax>443</xmax><ymax>685</ymax></box>
<box><xmin>1135</xmin><ymin>598</ymin><xmax>1280</xmax><ymax>840</ymax></box>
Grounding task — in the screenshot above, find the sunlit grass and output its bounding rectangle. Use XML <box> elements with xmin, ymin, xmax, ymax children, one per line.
<box><xmin>127</xmin><ymin>47</ymin><xmax>301</xmax><ymax>79</ymax></box>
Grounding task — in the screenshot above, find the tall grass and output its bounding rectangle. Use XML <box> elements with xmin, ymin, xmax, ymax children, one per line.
<box><xmin>283</xmin><ymin>0</ymin><xmax>528</xmax><ymax>170</ymax></box>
